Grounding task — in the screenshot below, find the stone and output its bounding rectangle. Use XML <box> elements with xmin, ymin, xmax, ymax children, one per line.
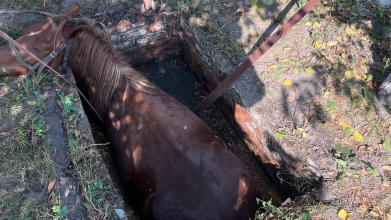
<box><xmin>379</xmin><ymin>73</ymin><xmax>391</xmax><ymax>107</ymax></box>
<box><xmin>372</xmin><ymin>0</ymin><xmax>391</xmax><ymax>8</ymax></box>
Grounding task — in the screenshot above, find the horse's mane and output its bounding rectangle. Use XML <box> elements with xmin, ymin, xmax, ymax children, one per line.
<box><xmin>52</xmin><ymin>16</ymin><xmax>154</xmax><ymax>116</ymax></box>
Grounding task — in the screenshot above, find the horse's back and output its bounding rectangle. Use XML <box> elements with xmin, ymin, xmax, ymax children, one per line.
<box><xmin>107</xmin><ymin>83</ymin><xmax>257</xmax><ymax>220</ymax></box>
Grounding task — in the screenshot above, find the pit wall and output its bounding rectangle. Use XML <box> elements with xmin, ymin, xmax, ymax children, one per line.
<box><xmin>109</xmin><ymin>11</ymin><xmax>180</xmax><ymax>65</ymax></box>
<box><xmin>178</xmin><ymin>19</ymin><xmax>307</xmax><ymax>192</ymax></box>
<box><xmin>108</xmin><ymin>10</ymin><xmax>308</xmax><ymax>196</ymax></box>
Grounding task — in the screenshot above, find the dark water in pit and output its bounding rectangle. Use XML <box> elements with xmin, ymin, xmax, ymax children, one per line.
<box><xmin>87</xmin><ymin>55</ymin><xmax>283</xmax><ymax>216</ymax></box>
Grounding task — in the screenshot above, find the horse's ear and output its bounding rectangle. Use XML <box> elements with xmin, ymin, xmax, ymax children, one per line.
<box><xmin>62</xmin><ymin>3</ymin><xmax>81</xmax><ymax>18</ymax></box>
<box><xmin>62</xmin><ymin>25</ymin><xmax>86</xmax><ymax>40</ymax></box>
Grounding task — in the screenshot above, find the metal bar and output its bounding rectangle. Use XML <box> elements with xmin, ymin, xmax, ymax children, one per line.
<box><xmin>193</xmin><ymin>0</ymin><xmax>321</xmax><ymax>115</ymax></box>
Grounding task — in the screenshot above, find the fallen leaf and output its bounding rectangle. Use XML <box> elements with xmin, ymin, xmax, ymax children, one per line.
<box><xmin>327</xmin><ymin>101</ymin><xmax>340</xmax><ymax>110</ymax></box>
<box><xmin>344</xmin><ymin>70</ymin><xmax>355</xmax><ymax>79</ymax></box>
<box><xmin>254</xmin><ymin>4</ymin><xmax>263</xmax><ymax>12</ymax></box>
<box><xmin>248</xmin><ymin>30</ymin><xmax>257</xmax><ymax>36</ymax></box>
<box><xmin>370</xmin><ymin>211</ymin><xmax>380</xmax><ymax>218</ymax></box>
<box><xmin>337</xmin><ymin>159</ymin><xmax>347</xmax><ymax>167</ymax></box>
<box><xmin>345</xmin><ymin>27</ymin><xmax>355</xmax><ymax>35</ymax></box>
<box><xmin>296</xmin><ymin>126</ymin><xmax>304</xmax><ymax>133</ymax></box>
<box><xmin>0</xmin><ymin>132</ymin><xmax>9</xmax><ymax>136</ymax></box>
<box><xmin>283</xmin><ymin>79</ymin><xmax>292</xmax><ymax>86</ymax></box>
<box><xmin>293</xmin><ymin>69</ymin><xmax>299</xmax><ymax>74</ymax></box>
<box><xmin>340</xmin><ymin>119</ymin><xmax>352</xmax><ymax>128</ymax></box>
<box><xmin>313</xmin><ymin>40</ymin><xmax>321</xmax><ymax>49</ymax></box>
<box><xmin>383</xmin><ymin>139</ymin><xmax>391</xmax><ymax>152</ymax></box>
<box><xmin>312</xmin><ymin>21</ymin><xmax>321</xmax><ymax>29</ymax></box>
<box><xmin>338</xmin><ymin>209</ymin><xmax>350</xmax><ymax>220</ymax></box>
<box><xmin>47</xmin><ymin>179</ymin><xmax>56</xmax><ymax>194</ymax></box>
<box><xmin>302</xmin><ymin>132</ymin><xmax>309</xmax><ymax>138</ymax></box>
<box><xmin>275</xmin><ymin>132</ymin><xmax>286</xmax><ymax>140</ymax></box>
<box><xmin>305</xmin><ymin>66</ymin><xmax>316</xmax><ymax>75</ymax></box>
<box><xmin>269</xmin><ymin>65</ymin><xmax>278</xmax><ymax>70</ymax></box>
<box><xmin>344</xmin><ymin>127</ymin><xmax>353</xmax><ymax>136</ymax></box>
<box><xmin>323</xmin><ymin>91</ymin><xmax>331</xmax><ymax>98</ymax></box>
<box><xmin>305</xmin><ymin>22</ymin><xmax>312</xmax><ymax>26</ymax></box>
<box><xmin>74</xmin><ymin>130</ymin><xmax>81</xmax><ymax>137</ymax></box>
<box><xmin>327</xmin><ymin>41</ymin><xmax>338</xmax><ymax>46</ymax></box>
<box><xmin>353</xmin><ymin>131</ymin><xmax>364</xmax><ymax>143</ymax></box>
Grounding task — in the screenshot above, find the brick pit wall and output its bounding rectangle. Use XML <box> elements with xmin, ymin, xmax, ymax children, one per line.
<box><xmin>109</xmin><ymin>11</ymin><xmax>180</xmax><ymax>65</ymax></box>
<box><xmin>108</xmin><ymin>9</ymin><xmax>307</xmax><ymax>195</ymax></box>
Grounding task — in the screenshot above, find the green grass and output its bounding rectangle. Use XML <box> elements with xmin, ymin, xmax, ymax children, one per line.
<box><xmin>0</xmin><ymin>73</ymin><xmax>55</xmax><ymax>219</ymax></box>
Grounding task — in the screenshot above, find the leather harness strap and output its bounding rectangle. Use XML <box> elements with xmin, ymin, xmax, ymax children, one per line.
<box><xmin>8</xmin><ymin>20</ymin><xmax>68</xmax><ymax>78</ymax></box>
<box><xmin>193</xmin><ymin>0</ymin><xmax>322</xmax><ymax>115</ymax></box>
<box><xmin>0</xmin><ymin>20</ymin><xmax>104</xmax><ymax>123</ymax></box>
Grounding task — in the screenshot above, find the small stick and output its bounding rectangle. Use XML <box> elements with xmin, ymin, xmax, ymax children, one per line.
<box><xmin>0</xmin><ymin>10</ymin><xmax>57</xmax><ymax>17</ymax></box>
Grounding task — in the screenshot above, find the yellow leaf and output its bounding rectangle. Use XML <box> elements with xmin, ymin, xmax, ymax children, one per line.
<box><xmin>345</xmin><ymin>27</ymin><xmax>355</xmax><ymax>35</ymax></box>
<box><xmin>361</xmin><ymin>65</ymin><xmax>368</xmax><ymax>74</ymax></box>
<box><xmin>269</xmin><ymin>65</ymin><xmax>278</xmax><ymax>70</ymax></box>
<box><xmin>305</xmin><ymin>66</ymin><xmax>316</xmax><ymax>75</ymax></box>
<box><xmin>281</xmin><ymin>57</ymin><xmax>290</xmax><ymax>63</ymax></box>
<box><xmin>327</xmin><ymin>41</ymin><xmax>338</xmax><ymax>46</ymax></box>
<box><xmin>360</xmin><ymin>59</ymin><xmax>369</xmax><ymax>64</ymax></box>
<box><xmin>336</xmin><ymin>36</ymin><xmax>343</xmax><ymax>41</ymax></box>
<box><xmin>74</xmin><ymin>130</ymin><xmax>80</xmax><ymax>137</ymax></box>
<box><xmin>353</xmin><ymin>72</ymin><xmax>362</xmax><ymax>81</ymax></box>
<box><xmin>283</xmin><ymin>47</ymin><xmax>292</xmax><ymax>52</ymax></box>
<box><xmin>255</xmin><ymin>4</ymin><xmax>263</xmax><ymax>12</ymax></box>
<box><xmin>323</xmin><ymin>91</ymin><xmax>331</xmax><ymax>98</ymax></box>
<box><xmin>305</xmin><ymin>22</ymin><xmax>312</xmax><ymax>26</ymax></box>
<box><xmin>344</xmin><ymin>70</ymin><xmax>355</xmax><ymax>79</ymax></box>
<box><xmin>302</xmin><ymin>132</ymin><xmax>309</xmax><ymax>138</ymax></box>
<box><xmin>312</xmin><ymin>21</ymin><xmax>321</xmax><ymax>28</ymax></box>
<box><xmin>353</xmin><ymin>131</ymin><xmax>364</xmax><ymax>143</ymax></box>
<box><xmin>313</xmin><ymin>41</ymin><xmax>321</xmax><ymax>49</ymax></box>
<box><xmin>283</xmin><ymin>79</ymin><xmax>292</xmax><ymax>86</ymax></box>
<box><xmin>384</xmin><ymin>57</ymin><xmax>388</xmax><ymax>62</ymax></box>
<box><xmin>343</xmin><ymin>36</ymin><xmax>348</xmax><ymax>41</ymax></box>
<box><xmin>339</xmin><ymin>119</ymin><xmax>352</xmax><ymax>128</ymax></box>
<box><xmin>293</xmin><ymin>69</ymin><xmax>299</xmax><ymax>74</ymax></box>
<box><xmin>371</xmin><ymin>211</ymin><xmax>380</xmax><ymax>218</ymax></box>
<box><xmin>338</xmin><ymin>209</ymin><xmax>350</xmax><ymax>220</ymax></box>
<box><xmin>248</xmin><ymin>30</ymin><xmax>257</xmax><ymax>36</ymax></box>
<box><xmin>296</xmin><ymin>126</ymin><xmax>304</xmax><ymax>133</ymax></box>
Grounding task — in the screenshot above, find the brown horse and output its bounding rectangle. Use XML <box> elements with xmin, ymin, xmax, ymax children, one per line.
<box><xmin>0</xmin><ymin>4</ymin><xmax>257</xmax><ymax>219</ymax></box>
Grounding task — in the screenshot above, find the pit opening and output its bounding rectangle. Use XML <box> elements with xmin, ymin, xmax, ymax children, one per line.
<box><xmin>84</xmin><ymin>8</ymin><xmax>318</xmax><ymax>217</ymax></box>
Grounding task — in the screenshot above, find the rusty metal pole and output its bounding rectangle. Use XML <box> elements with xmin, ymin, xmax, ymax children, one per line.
<box><xmin>193</xmin><ymin>0</ymin><xmax>322</xmax><ymax>115</ymax></box>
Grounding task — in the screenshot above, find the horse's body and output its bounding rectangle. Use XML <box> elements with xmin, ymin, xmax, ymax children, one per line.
<box><xmin>0</xmin><ymin>4</ymin><xmax>257</xmax><ymax>219</ymax></box>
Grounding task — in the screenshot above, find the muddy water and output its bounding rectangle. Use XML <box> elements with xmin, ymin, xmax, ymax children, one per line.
<box><xmin>88</xmin><ymin>55</ymin><xmax>283</xmax><ymax>216</ymax></box>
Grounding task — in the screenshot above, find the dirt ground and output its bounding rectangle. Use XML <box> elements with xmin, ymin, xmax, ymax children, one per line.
<box><xmin>183</xmin><ymin>0</ymin><xmax>391</xmax><ymax>219</ymax></box>
<box><xmin>1</xmin><ymin>0</ymin><xmax>391</xmax><ymax>219</ymax></box>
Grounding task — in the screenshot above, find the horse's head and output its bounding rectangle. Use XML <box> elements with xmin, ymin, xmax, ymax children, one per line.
<box><xmin>0</xmin><ymin>4</ymin><xmax>81</xmax><ymax>76</ymax></box>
